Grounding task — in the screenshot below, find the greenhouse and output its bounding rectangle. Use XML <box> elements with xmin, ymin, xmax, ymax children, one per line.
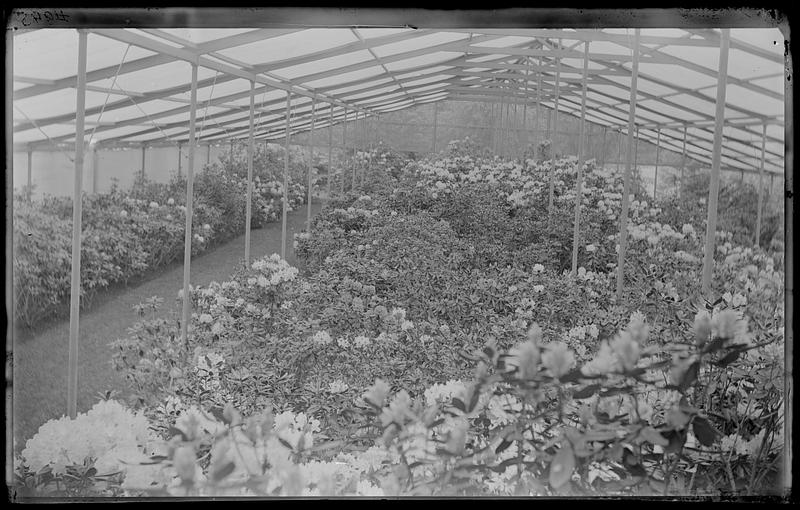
<box><xmin>8</xmin><ymin>9</ymin><xmax>791</xmax><ymax>499</ymax></box>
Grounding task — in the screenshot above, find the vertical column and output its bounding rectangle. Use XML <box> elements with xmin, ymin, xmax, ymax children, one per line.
<box><xmin>67</xmin><ymin>29</ymin><xmax>88</xmax><ymax>419</ymax></box>
<box><xmin>206</xmin><ymin>144</ymin><xmax>211</xmax><ymax>165</ymax></box>
<box><xmin>547</xmin><ymin>38</ymin><xmax>562</xmax><ymax>224</ymax></box>
<box><xmin>522</xmin><ymin>57</ymin><xmax>530</xmax><ymax>159</ymax></box>
<box><xmin>327</xmin><ymin>105</ymin><xmax>333</xmax><ymax>200</ymax></box>
<box><xmin>91</xmin><ymin>145</ymin><xmax>98</xmax><ymax>194</ymax></box>
<box><xmin>307</xmin><ymin>98</ymin><xmax>316</xmax><ymax>231</ymax></box>
<box><xmin>140</xmin><ymin>145</ymin><xmax>146</xmax><ymax>179</ymax></box>
<box><xmin>432</xmin><ymin>102</ymin><xmax>439</xmax><ymax>154</ymax></box>
<box><xmin>367</xmin><ymin>115</ymin><xmax>373</xmax><ymax>180</ymax></box>
<box><xmin>512</xmin><ymin>101</ymin><xmax>518</xmax><ymax>159</ymax></box>
<box><xmin>535</xmin><ymin>57</ymin><xmax>542</xmax><ymax>158</ymax></box>
<box><xmin>282</xmin><ymin>91</ymin><xmax>292</xmax><ymax>259</ymax></box>
<box><xmin>351</xmin><ymin>112</ymin><xmax>357</xmax><ymax>190</ymax></box>
<box><xmin>244</xmin><ymin>80</ymin><xmax>255</xmax><ymax>266</ymax></box>
<box><xmin>754</xmin><ymin>123</ymin><xmax>767</xmax><ymax>247</ymax></box>
<box><xmin>571</xmin><ymin>40</ymin><xmax>590</xmax><ymax>274</ymax></box>
<box><xmin>177</xmin><ymin>143</ymin><xmax>182</xmax><ymax>178</ymax></box>
<box><xmin>341</xmin><ymin>107</ymin><xmax>347</xmax><ymax>194</ymax></box>
<box><xmin>615</xmin><ymin>29</ymin><xmax>641</xmax><ymax>301</ymax></box>
<box><xmin>499</xmin><ymin>89</ymin><xmax>506</xmax><ymax>157</ymax></box>
<box><xmin>653</xmin><ymin>128</ymin><xmax>661</xmax><ymax>199</ymax></box>
<box><xmin>26</xmin><ymin>148</ymin><xmax>33</xmax><ymax>201</ymax></box>
<box><xmin>600</xmin><ymin>126</ymin><xmax>607</xmax><ymax>169</ymax></box>
<box><xmin>616</xmin><ymin>128</ymin><xmax>622</xmax><ymax>173</ymax></box>
<box><xmin>701</xmin><ymin>29</ymin><xmax>731</xmax><ymax>295</ymax></box>
<box><xmin>680</xmin><ymin>124</ymin><xmax>688</xmax><ymax>198</ymax></box>
<box><xmin>180</xmin><ymin>62</ymin><xmax>199</xmax><ymax>347</ymax></box>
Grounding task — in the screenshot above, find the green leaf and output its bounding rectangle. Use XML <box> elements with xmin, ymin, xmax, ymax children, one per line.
<box><xmin>663</xmin><ymin>429</ymin><xmax>687</xmax><ymax>454</ymax></box>
<box><xmin>495</xmin><ymin>439</ymin><xmax>513</xmax><ymax>455</ymax></box>
<box><xmin>451</xmin><ymin>398</ymin><xmax>466</xmax><ymax>413</ymax></box>
<box><xmin>716</xmin><ymin>350</ymin><xmax>740</xmax><ymax>367</ymax></box>
<box><xmin>212</xmin><ymin>461</ymin><xmax>236</xmax><ymax>482</ymax></box>
<box><xmin>468</xmin><ymin>386</ymin><xmax>481</xmax><ymax>413</ymax></box>
<box><xmin>702</xmin><ymin>337</ymin><xmax>727</xmax><ymax>354</ymax></box>
<box><xmin>559</xmin><ymin>368</ymin><xmax>585</xmax><ymax>384</ymax></box>
<box><xmin>640</xmin><ymin>426</ymin><xmax>669</xmax><ymax>447</ymax></box>
<box><xmin>692</xmin><ymin>417</ymin><xmax>720</xmax><ymax>447</ymax></box>
<box><xmin>678</xmin><ymin>361</ymin><xmax>700</xmax><ymax>393</ymax></box>
<box><xmin>548</xmin><ymin>443</ymin><xmax>575</xmax><ymax>489</ymax></box>
<box><xmin>167</xmin><ymin>426</ymin><xmax>188</xmax><ymax>442</ymax></box>
<box><xmin>572</xmin><ymin>384</ymin><xmax>601</xmax><ymax>399</ymax></box>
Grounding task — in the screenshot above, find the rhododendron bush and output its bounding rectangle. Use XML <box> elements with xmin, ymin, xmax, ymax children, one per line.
<box><xmin>14</xmin><ymin>142</ymin><xmax>785</xmax><ymax>497</ymax></box>
<box><xmin>13</xmin><ymin>146</ymin><xmax>311</xmax><ymax>327</ymax></box>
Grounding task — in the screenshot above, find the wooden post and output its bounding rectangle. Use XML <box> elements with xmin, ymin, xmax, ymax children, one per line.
<box><xmin>653</xmin><ymin>128</ymin><xmax>661</xmax><ymax>199</ymax></box>
<box><xmin>91</xmin><ymin>145</ymin><xmax>98</xmax><ymax>194</ymax></box>
<box><xmin>327</xmin><ymin>106</ymin><xmax>333</xmax><ymax>200</ymax></box>
<box><xmin>67</xmin><ymin>29</ymin><xmax>88</xmax><ymax>419</ymax></box>
<box><xmin>490</xmin><ymin>102</ymin><xmax>496</xmax><ymax>153</ymax></box>
<box><xmin>307</xmin><ymin>98</ymin><xmax>316</xmax><ymax>231</ymax></box>
<box><xmin>244</xmin><ymin>80</ymin><xmax>255</xmax><ymax>266</ymax></box>
<box><xmin>26</xmin><ymin>149</ymin><xmax>32</xmax><ymax>201</ymax></box>
<box><xmin>282</xmin><ymin>91</ymin><xmax>292</xmax><ymax>259</ymax></box>
<box><xmin>680</xmin><ymin>125</ymin><xmax>687</xmax><ymax>198</ymax></box>
<box><xmin>634</xmin><ymin>126</ymin><xmax>639</xmax><ymax>173</ymax></box>
<box><xmin>512</xmin><ymin>101</ymin><xmax>518</xmax><ymax>159</ymax></box>
<box><xmin>616</xmin><ymin>128</ymin><xmax>622</xmax><ymax>174</ymax></box>
<box><xmin>754</xmin><ymin>123</ymin><xmax>767</xmax><ymax>247</ymax></box>
<box><xmin>499</xmin><ymin>89</ymin><xmax>506</xmax><ymax>157</ymax></box>
<box><xmin>432</xmin><ymin>102</ymin><xmax>439</xmax><ymax>154</ymax></box>
<box><xmin>505</xmin><ymin>97</ymin><xmax>511</xmax><ymax>158</ymax></box>
<box><xmin>180</xmin><ymin>62</ymin><xmax>199</xmax><ymax>348</ymax></box>
<box><xmin>342</xmin><ymin>108</ymin><xmax>347</xmax><ymax>194</ymax></box>
<box><xmin>351</xmin><ymin>113</ymin><xmax>358</xmax><ymax>190</ymax></box>
<box><xmin>701</xmin><ymin>29</ymin><xmax>731</xmax><ymax>295</ymax></box>
<box><xmin>535</xmin><ymin>57</ymin><xmax>542</xmax><ymax>158</ymax></box>
<box><xmin>615</xmin><ymin>29</ymin><xmax>641</xmax><ymax>301</ymax></box>
<box><xmin>177</xmin><ymin>143</ymin><xmax>182</xmax><ymax>178</ymax></box>
<box><xmin>367</xmin><ymin>115</ymin><xmax>373</xmax><ymax>180</ymax></box>
<box><xmin>600</xmin><ymin>126</ymin><xmax>607</xmax><ymax>169</ymax></box>
<box><xmin>547</xmin><ymin>39</ymin><xmax>562</xmax><ymax>224</ymax></box>
<box><xmin>206</xmin><ymin>144</ymin><xmax>211</xmax><ymax>165</ymax></box>
<box><xmin>571</xmin><ymin>40</ymin><xmax>590</xmax><ymax>275</ymax></box>
<box><xmin>523</xmin><ymin>57</ymin><xmax>530</xmax><ymax>158</ymax></box>
<box><xmin>141</xmin><ymin>145</ymin><xmax>146</xmax><ymax>179</ymax></box>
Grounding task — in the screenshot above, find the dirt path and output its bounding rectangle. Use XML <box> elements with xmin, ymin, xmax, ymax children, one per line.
<box><xmin>11</xmin><ymin>201</ymin><xmax>323</xmax><ymax>452</ymax></box>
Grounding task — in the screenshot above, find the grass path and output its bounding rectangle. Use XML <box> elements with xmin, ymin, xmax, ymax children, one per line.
<box><xmin>11</xmin><ymin>200</ymin><xmax>323</xmax><ymax>452</ymax></box>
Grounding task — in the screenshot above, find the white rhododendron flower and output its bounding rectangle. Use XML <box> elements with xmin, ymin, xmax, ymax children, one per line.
<box><xmin>167</xmin><ymin>198</ymin><xmax>175</xmax><ymax>205</ymax></box>
<box><xmin>328</xmin><ymin>380</ymin><xmax>349</xmax><ymax>394</ymax></box>
<box><xmin>313</xmin><ymin>331</ymin><xmax>333</xmax><ymax>346</ymax></box>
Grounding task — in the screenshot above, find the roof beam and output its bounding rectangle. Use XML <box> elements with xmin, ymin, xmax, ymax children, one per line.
<box><xmin>463</xmin><ymin>44</ymin><xmax>671</xmax><ymax>64</ymax></box>
<box><xmin>688</xmin><ymin>28</ymin><xmax>783</xmax><ymax>65</ymax></box>
<box><xmin>443</xmin><ymin>28</ymin><xmax>727</xmax><ymax>48</ymax></box>
<box><xmin>292</xmin><ymin>34</ymin><xmax>503</xmax><ymax>85</ymax></box>
<box><xmin>608</xmin><ymin>34</ymin><xmax>784</xmax><ymax>102</ymax></box>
